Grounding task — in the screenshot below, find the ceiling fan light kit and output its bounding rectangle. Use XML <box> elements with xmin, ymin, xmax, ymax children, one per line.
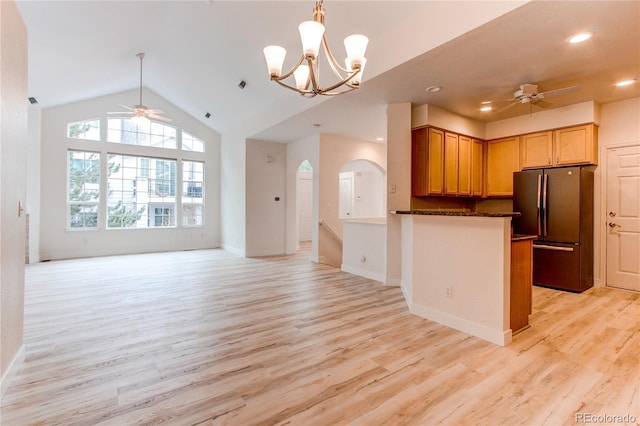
<box><xmin>108</xmin><ymin>52</ymin><xmax>171</xmax><ymax>124</ymax></box>
<box><xmin>263</xmin><ymin>0</ymin><xmax>369</xmax><ymax>97</ymax></box>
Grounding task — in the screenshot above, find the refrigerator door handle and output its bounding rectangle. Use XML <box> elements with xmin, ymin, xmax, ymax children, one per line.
<box><xmin>536</xmin><ymin>174</ymin><xmax>542</xmax><ymax>236</ymax></box>
<box><xmin>542</xmin><ymin>173</ymin><xmax>549</xmax><ymax>237</ymax></box>
<box><xmin>533</xmin><ymin>244</ymin><xmax>575</xmax><ymax>252</ymax></box>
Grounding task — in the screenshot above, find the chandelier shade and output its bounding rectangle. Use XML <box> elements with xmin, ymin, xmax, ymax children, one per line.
<box><xmin>263</xmin><ymin>0</ymin><xmax>369</xmax><ymax>97</ymax></box>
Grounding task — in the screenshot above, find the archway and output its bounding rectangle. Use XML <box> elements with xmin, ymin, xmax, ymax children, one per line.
<box><xmin>338</xmin><ymin>159</ymin><xmax>386</xmax><ymax>219</ymax></box>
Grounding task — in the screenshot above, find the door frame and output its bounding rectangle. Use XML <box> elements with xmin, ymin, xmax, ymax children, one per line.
<box><xmin>600</xmin><ymin>142</ymin><xmax>640</xmax><ymax>290</ymax></box>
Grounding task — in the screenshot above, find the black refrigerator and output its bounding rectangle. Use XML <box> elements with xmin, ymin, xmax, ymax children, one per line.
<box><xmin>512</xmin><ymin>166</ymin><xmax>594</xmax><ymax>292</ymax></box>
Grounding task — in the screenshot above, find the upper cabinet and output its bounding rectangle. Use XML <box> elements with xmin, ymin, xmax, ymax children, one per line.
<box><xmin>412</xmin><ymin>127</ymin><xmax>481</xmax><ymax>198</ymax></box>
<box><xmin>412</xmin><ymin>123</ymin><xmax>596</xmax><ymax>199</ymax></box>
<box><xmin>520</xmin><ymin>131</ymin><xmax>553</xmax><ymax>168</ymax></box>
<box><xmin>444</xmin><ymin>132</ymin><xmax>460</xmax><ymax>195</ymax></box>
<box><xmin>521</xmin><ymin>124</ymin><xmax>598</xmax><ymax>169</ymax></box>
<box><xmin>485</xmin><ymin>136</ymin><xmax>520</xmax><ymax>197</ymax></box>
<box><xmin>471</xmin><ymin>139</ymin><xmax>484</xmax><ymax>197</ymax></box>
<box><xmin>412</xmin><ymin>127</ymin><xmax>445</xmax><ymax>196</ymax></box>
<box><xmin>554</xmin><ymin>124</ymin><xmax>598</xmax><ymax>166</ymax></box>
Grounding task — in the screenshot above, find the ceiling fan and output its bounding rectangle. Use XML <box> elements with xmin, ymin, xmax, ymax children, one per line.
<box><xmin>108</xmin><ymin>53</ymin><xmax>171</xmax><ymax>123</ymax></box>
<box><xmin>494</xmin><ymin>83</ymin><xmax>580</xmax><ymax>113</ymax></box>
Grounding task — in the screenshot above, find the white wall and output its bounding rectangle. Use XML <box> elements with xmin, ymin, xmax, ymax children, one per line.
<box><xmin>386</xmin><ymin>103</ymin><xmax>412</xmax><ymax>286</ymax></box>
<box><xmin>340</xmin><ymin>159</ymin><xmax>386</xmax><ymax>218</ymax></box>
<box><xmin>318</xmin><ymin>134</ymin><xmax>386</xmax><ymax>266</ymax></box>
<box><xmin>401</xmin><ymin>215</ymin><xmax>512</xmax><ymax>346</ymax></box>
<box><xmin>26</xmin><ymin>105</ymin><xmax>42</xmax><ymax>263</ymax></box>
<box><xmin>221</xmin><ymin>131</ymin><xmax>246</xmax><ymax>256</ymax></box>
<box><xmin>245</xmin><ymin>139</ymin><xmax>287</xmax><ymax>257</ymax></box>
<box><xmin>286</xmin><ymin>134</ymin><xmax>319</xmax><ymax>258</ymax></box>
<box><xmin>594</xmin><ymin>97</ymin><xmax>640</xmax><ymax>286</ymax></box>
<box><xmin>412</xmin><ymin>104</ymin><xmax>485</xmax><ymax>138</ymax></box>
<box><xmin>1</xmin><ymin>0</ymin><xmax>27</xmax><ymax>396</ymax></box>
<box><xmin>342</xmin><ymin>219</ymin><xmax>386</xmax><ymax>282</ymax></box>
<box><xmin>39</xmin><ymin>89</ymin><xmax>221</xmax><ymax>260</ymax></box>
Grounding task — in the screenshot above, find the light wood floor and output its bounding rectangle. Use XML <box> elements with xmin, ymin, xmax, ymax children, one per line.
<box><xmin>1</xmin><ymin>247</ymin><xmax>638</xmax><ymax>425</ymax></box>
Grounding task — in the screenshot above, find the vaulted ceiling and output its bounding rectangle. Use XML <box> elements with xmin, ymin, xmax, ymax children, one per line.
<box><xmin>16</xmin><ymin>1</ymin><xmax>640</xmax><ymax>143</ymax></box>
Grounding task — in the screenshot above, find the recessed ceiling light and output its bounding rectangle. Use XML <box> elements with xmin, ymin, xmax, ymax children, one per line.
<box><xmin>426</xmin><ymin>85</ymin><xmax>442</xmax><ymax>93</ymax></box>
<box><xmin>567</xmin><ymin>32</ymin><xmax>593</xmax><ymax>44</ymax></box>
<box><xmin>376</xmin><ymin>137</ymin><xmax>384</xmax><ymax>141</ymax></box>
<box><xmin>480</xmin><ymin>101</ymin><xmax>492</xmax><ymax>105</ymax></box>
<box><xmin>480</xmin><ymin>106</ymin><xmax>493</xmax><ymax>112</ymax></box>
<box><xmin>616</xmin><ymin>79</ymin><xmax>636</xmax><ymax>87</ymax></box>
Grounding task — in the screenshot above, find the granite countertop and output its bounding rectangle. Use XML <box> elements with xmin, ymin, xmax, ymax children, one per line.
<box><xmin>390</xmin><ymin>210</ymin><xmax>521</xmax><ymax>218</ymax></box>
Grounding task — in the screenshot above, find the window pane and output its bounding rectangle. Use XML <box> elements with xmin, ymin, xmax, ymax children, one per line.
<box><xmin>182</xmin><ymin>131</ymin><xmax>205</xmax><ymax>152</ymax></box>
<box><xmin>107</xmin><ymin>118</ymin><xmax>177</xmax><ymax>149</ymax></box>
<box><xmin>68</xmin><ymin>151</ymin><xmax>100</xmax><ymax>229</ymax></box>
<box><xmin>182</xmin><ymin>160</ymin><xmax>204</xmax><ymax>226</ymax></box>
<box><xmin>69</xmin><ymin>204</ymin><xmax>98</xmax><ymax>228</ymax></box>
<box><xmin>68</xmin><ymin>119</ymin><xmax>100</xmax><ymax>141</ymax></box>
<box><xmin>107</xmin><ymin>154</ymin><xmax>176</xmax><ymax>228</ymax></box>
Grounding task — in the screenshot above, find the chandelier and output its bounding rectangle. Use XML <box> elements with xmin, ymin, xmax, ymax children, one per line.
<box><xmin>263</xmin><ymin>0</ymin><xmax>369</xmax><ymax>97</ymax></box>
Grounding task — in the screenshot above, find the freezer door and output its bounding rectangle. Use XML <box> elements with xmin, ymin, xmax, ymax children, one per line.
<box><xmin>513</xmin><ymin>170</ymin><xmax>542</xmax><ymax>237</ymax></box>
<box><xmin>533</xmin><ymin>242</ymin><xmax>592</xmax><ymax>292</ymax></box>
<box><xmin>544</xmin><ymin>167</ymin><xmax>581</xmax><ymax>243</ymax></box>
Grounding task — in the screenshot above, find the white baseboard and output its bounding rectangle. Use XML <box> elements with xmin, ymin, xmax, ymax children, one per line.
<box><xmin>410</xmin><ymin>304</ymin><xmax>512</xmax><ymax>347</ymax></box>
<box><xmin>385</xmin><ymin>276</ymin><xmax>401</xmax><ymax>287</ymax></box>
<box><xmin>245</xmin><ymin>248</ymin><xmax>286</xmax><ymax>257</ymax></box>
<box><xmin>220</xmin><ymin>244</ymin><xmax>245</xmax><ymax>257</ymax></box>
<box><xmin>341</xmin><ymin>264</ymin><xmax>385</xmax><ymax>283</ymax></box>
<box><xmin>1</xmin><ymin>344</ymin><xmax>25</xmax><ymax>399</ymax></box>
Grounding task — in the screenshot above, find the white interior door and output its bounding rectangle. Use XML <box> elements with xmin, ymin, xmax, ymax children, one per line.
<box><xmin>297</xmin><ymin>171</ymin><xmax>313</xmax><ymax>242</ymax></box>
<box><xmin>606</xmin><ymin>145</ymin><xmax>640</xmax><ymax>292</ymax></box>
<box><xmin>339</xmin><ymin>172</ymin><xmax>354</xmax><ymax>218</ymax></box>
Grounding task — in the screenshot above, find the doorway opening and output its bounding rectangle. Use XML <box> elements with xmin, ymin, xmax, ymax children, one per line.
<box><xmin>296</xmin><ymin>160</ymin><xmax>313</xmax><ymax>254</ymax></box>
<box><xmin>338</xmin><ymin>159</ymin><xmax>386</xmax><ymax>220</ymax></box>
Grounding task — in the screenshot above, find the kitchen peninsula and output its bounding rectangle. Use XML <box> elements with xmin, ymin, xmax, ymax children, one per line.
<box><xmin>392</xmin><ymin>210</ymin><xmax>524</xmax><ymax>346</ymax></box>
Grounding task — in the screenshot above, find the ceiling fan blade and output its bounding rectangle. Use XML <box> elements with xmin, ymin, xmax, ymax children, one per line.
<box><xmin>495</xmin><ymin>101</ymin><xmax>519</xmax><ymax>113</ymax></box>
<box><xmin>532</xmin><ymin>99</ymin><xmax>554</xmax><ymax>108</ymax></box>
<box><xmin>107</xmin><ymin>111</ymin><xmax>135</xmax><ymax>115</ymax></box>
<box><xmin>538</xmin><ymin>85</ymin><xmax>579</xmax><ymax>98</ymax></box>
<box><xmin>147</xmin><ymin>113</ymin><xmax>172</xmax><ymax>122</ymax></box>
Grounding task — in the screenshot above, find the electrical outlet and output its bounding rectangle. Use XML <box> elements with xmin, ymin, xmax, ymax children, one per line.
<box><xmin>445</xmin><ymin>286</ymin><xmax>453</xmax><ymax>298</ymax></box>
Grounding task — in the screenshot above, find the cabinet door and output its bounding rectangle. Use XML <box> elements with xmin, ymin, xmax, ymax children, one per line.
<box><xmin>486</xmin><ymin>136</ymin><xmax>520</xmax><ymax>197</ymax></box>
<box><xmin>471</xmin><ymin>139</ymin><xmax>483</xmax><ymax>196</ymax></box>
<box><xmin>554</xmin><ymin>124</ymin><xmax>598</xmax><ymax>165</ymax></box>
<box><xmin>444</xmin><ymin>132</ymin><xmax>459</xmax><ymax>195</ymax></box>
<box><xmin>427</xmin><ymin>128</ymin><xmax>445</xmax><ymax>195</ymax></box>
<box><xmin>458</xmin><ymin>135</ymin><xmax>472</xmax><ymax>196</ymax></box>
<box><xmin>521</xmin><ymin>131</ymin><xmax>553</xmax><ymax>168</ymax></box>
<box><xmin>411</xmin><ymin>128</ymin><xmax>428</xmax><ymax>196</ymax></box>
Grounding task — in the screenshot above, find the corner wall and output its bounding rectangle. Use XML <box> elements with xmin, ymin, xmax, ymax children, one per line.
<box><xmin>1</xmin><ymin>0</ymin><xmax>27</xmax><ymax>396</ymax></box>
<box><xmin>245</xmin><ymin>139</ymin><xmax>287</xmax><ymax>257</ymax></box>
<box><xmin>318</xmin><ymin>134</ymin><xmax>386</xmax><ymax>267</ymax></box>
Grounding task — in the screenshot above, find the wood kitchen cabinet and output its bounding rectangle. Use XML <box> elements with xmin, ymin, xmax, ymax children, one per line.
<box><xmin>412</xmin><ymin>127</ymin><xmax>444</xmax><ymax>196</ymax></box>
<box><xmin>471</xmin><ymin>139</ymin><xmax>483</xmax><ymax>196</ymax></box>
<box><xmin>457</xmin><ymin>135</ymin><xmax>473</xmax><ymax>196</ymax></box>
<box><xmin>444</xmin><ymin>132</ymin><xmax>459</xmax><ymax>195</ymax></box>
<box><xmin>510</xmin><ymin>236</ymin><xmax>534</xmax><ymax>334</ymax></box>
<box><xmin>485</xmin><ymin>136</ymin><xmax>520</xmax><ymax>197</ymax></box>
<box><xmin>521</xmin><ymin>124</ymin><xmax>598</xmax><ymax>168</ymax></box>
<box><xmin>520</xmin><ymin>131</ymin><xmax>553</xmax><ymax>168</ymax></box>
<box><xmin>554</xmin><ymin>123</ymin><xmax>598</xmax><ymax>166</ymax></box>
<box><xmin>413</xmin><ymin>127</ymin><xmax>483</xmax><ymax>197</ymax></box>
